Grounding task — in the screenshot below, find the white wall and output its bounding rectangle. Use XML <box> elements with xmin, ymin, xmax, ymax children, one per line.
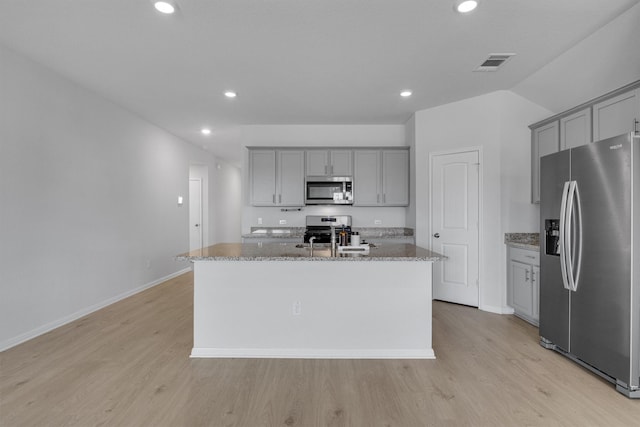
<box><xmin>410</xmin><ymin>91</ymin><xmax>551</xmax><ymax>314</ymax></box>
<box><xmin>213</xmin><ymin>161</ymin><xmax>242</xmax><ymax>243</ymax></box>
<box><xmin>512</xmin><ymin>1</ymin><xmax>640</xmax><ymax>114</ymax></box>
<box><xmin>0</xmin><ymin>44</ymin><xmax>240</xmax><ymax>350</ymax></box>
<box><xmin>239</xmin><ymin>124</ymin><xmax>407</xmax><ymax>233</ymax></box>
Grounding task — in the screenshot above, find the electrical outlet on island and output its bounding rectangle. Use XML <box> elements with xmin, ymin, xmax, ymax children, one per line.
<box><xmin>279</xmin><ymin>219</ymin><xmax>287</xmax><ymax>225</ymax></box>
<box><xmin>292</xmin><ymin>301</ymin><xmax>301</xmax><ymax>316</ymax></box>
<box><xmin>374</xmin><ymin>219</ymin><xmax>382</xmax><ymax>225</ymax></box>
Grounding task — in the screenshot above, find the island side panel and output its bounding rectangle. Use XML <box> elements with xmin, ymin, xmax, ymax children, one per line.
<box><xmin>191</xmin><ymin>260</ymin><xmax>434</xmax><ymax>359</ymax></box>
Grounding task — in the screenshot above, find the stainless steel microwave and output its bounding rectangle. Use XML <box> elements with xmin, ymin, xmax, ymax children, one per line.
<box><xmin>305</xmin><ymin>177</ymin><xmax>353</xmax><ymax>205</ymax></box>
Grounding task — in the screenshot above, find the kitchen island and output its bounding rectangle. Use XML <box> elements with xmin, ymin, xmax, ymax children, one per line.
<box><xmin>177</xmin><ymin>243</ymin><xmax>443</xmax><ymax>359</ymax></box>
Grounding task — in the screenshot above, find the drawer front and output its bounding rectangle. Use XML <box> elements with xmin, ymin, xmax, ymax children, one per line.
<box><xmin>510</xmin><ymin>247</ymin><xmax>540</xmax><ymax>266</ymax></box>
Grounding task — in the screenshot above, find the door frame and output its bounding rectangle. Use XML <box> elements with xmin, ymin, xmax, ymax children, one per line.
<box><xmin>428</xmin><ymin>146</ymin><xmax>483</xmax><ymax>307</ymax></box>
<box><xmin>189</xmin><ymin>177</ymin><xmax>204</xmax><ymax>251</ymax></box>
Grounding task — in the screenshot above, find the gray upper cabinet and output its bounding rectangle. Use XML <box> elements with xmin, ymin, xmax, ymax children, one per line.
<box><xmin>353</xmin><ymin>150</ymin><xmax>381</xmax><ymax>205</ymax></box>
<box><xmin>305</xmin><ymin>149</ymin><xmax>352</xmax><ymax>177</ymax></box>
<box><xmin>530</xmin><ymin>81</ymin><xmax>640</xmax><ymax>204</ymax></box>
<box><xmin>249</xmin><ymin>149</ymin><xmax>304</xmax><ymax>206</ymax></box>
<box><xmin>278</xmin><ymin>151</ymin><xmax>305</xmax><ymax>206</ymax></box>
<box><xmin>593</xmin><ymin>88</ymin><xmax>640</xmax><ymax>141</ymax></box>
<box><xmin>382</xmin><ymin>150</ymin><xmax>410</xmax><ymax>206</ymax></box>
<box><xmin>354</xmin><ymin>148</ymin><xmax>409</xmax><ymax>206</ymax></box>
<box><xmin>531</xmin><ymin>121</ymin><xmax>559</xmax><ymax>204</ymax></box>
<box><xmin>249</xmin><ymin>150</ymin><xmax>277</xmax><ymax>206</ymax></box>
<box><xmin>560</xmin><ymin>108</ymin><xmax>591</xmax><ymax>150</ymax></box>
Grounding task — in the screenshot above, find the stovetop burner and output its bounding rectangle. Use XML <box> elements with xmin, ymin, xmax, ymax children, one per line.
<box><xmin>304</xmin><ymin>215</ymin><xmax>352</xmax><ymax>243</ymax></box>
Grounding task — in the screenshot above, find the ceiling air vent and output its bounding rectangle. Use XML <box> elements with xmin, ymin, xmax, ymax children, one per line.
<box><xmin>474</xmin><ymin>53</ymin><xmax>515</xmax><ymax>72</ymax></box>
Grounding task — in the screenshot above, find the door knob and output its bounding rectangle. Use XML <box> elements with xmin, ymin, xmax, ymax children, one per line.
<box><xmin>433</xmin><ymin>233</ymin><xmax>440</xmax><ymax>238</ymax></box>
<box><xmin>195</xmin><ymin>224</ymin><xmax>200</xmax><ymax>227</ymax></box>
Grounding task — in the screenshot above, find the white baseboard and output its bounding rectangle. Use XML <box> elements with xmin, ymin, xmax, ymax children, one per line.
<box><xmin>479</xmin><ymin>304</ymin><xmax>515</xmax><ymax>315</ymax></box>
<box><xmin>190</xmin><ymin>347</ymin><xmax>436</xmax><ymax>359</ymax></box>
<box><xmin>0</xmin><ymin>267</ymin><xmax>192</xmax><ymax>352</ymax></box>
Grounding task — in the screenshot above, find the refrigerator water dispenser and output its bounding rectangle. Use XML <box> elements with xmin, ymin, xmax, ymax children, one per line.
<box><xmin>545</xmin><ymin>219</ymin><xmax>560</xmax><ymax>255</ymax></box>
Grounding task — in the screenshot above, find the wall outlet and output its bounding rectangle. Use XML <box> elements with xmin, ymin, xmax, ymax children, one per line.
<box><xmin>374</xmin><ymin>219</ymin><xmax>382</xmax><ymax>225</ymax></box>
<box><xmin>292</xmin><ymin>301</ymin><xmax>301</xmax><ymax>316</ymax></box>
<box><xmin>257</xmin><ymin>217</ymin><xmax>262</xmax><ymax>225</ymax></box>
<box><xmin>279</xmin><ymin>219</ymin><xmax>287</xmax><ymax>225</ymax></box>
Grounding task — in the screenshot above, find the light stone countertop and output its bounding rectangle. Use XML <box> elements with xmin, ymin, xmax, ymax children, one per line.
<box><xmin>504</xmin><ymin>233</ymin><xmax>540</xmax><ymax>251</ymax></box>
<box><xmin>177</xmin><ymin>242</ymin><xmax>443</xmax><ymax>262</ymax></box>
<box><xmin>241</xmin><ymin>227</ymin><xmax>414</xmax><ymax>239</ymax></box>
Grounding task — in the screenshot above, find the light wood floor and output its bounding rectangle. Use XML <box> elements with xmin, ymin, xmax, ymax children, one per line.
<box><xmin>2</xmin><ymin>272</ymin><xmax>639</xmax><ymax>426</ymax></box>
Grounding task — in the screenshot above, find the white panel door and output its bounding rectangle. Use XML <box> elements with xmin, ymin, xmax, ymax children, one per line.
<box><xmin>189</xmin><ymin>178</ymin><xmax>203</xmax><ymax>250</ymax></box>
<box><xmin>431</xmin><ymin>150</ymin><xmax>479</xmax><ymax>307</ymax></box>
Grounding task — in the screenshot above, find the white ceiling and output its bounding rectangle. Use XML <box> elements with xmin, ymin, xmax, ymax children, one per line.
<box><xmin>1</xmin><ymin>0</ymin><xmax>639</xmax><ymax>165</ymax></box>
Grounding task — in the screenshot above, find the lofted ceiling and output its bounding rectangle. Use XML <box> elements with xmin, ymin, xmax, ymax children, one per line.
<box><xmin>1</xmin><ymin>0</ymin><xmax>638</xmax><ymax>165</ymax></box>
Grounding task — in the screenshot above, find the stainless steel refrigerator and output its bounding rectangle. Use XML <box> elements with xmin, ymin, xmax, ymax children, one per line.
<box><xmin>539</xmin><ymin>132</ymin><xmax>639</xmax><ymax>398</ymax></box>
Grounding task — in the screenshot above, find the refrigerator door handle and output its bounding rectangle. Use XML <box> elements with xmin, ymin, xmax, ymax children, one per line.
<box><xmin>564</xmin><ymin>181</ymin><xmax>582</xmax><ymax>292</ymax></box>
<box><xmin>559</xmin><ymin>181</ymin><xmax>571</xmax><ymax>291</ymax></box>
<box><xmin>564</xmin><ymin>181</ymin><xmax>576</xmax><ymax>292</ymax></box>
<box><xmin>571</xmin><ymin>182</ymin><xmax>583</xmax><ymax>292</ymax></box>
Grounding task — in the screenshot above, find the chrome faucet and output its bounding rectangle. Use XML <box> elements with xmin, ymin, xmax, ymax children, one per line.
<box><xmin>330</xmin><ymin>227</ymin><xmax>337</xmax><ymax>257</ymax></box>
<box><xmin>309</xmin><ymin>236</ymin><xmax>316</xmax><ymax>256</ymax></box>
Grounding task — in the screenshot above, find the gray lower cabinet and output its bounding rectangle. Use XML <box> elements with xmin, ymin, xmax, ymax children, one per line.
<box><xmin>249</xmin><ymin>149</ymin><xmax>304</xmax><ymax>206</ymax></box>
<box><xmin>507</xmin><ymin>246</ymin><xmax>540</xmax><ymax>326</ymax></box>
<box><xmin>353</xmin><ymin>148</ymin><xmax>409</xmax><ymax>206</ymax></box>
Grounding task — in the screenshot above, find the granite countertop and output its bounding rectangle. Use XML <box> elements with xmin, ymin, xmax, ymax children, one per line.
<box><xmin>177</xmin><ymin>243</ymin><xmax>443</xmax><ymax>262</ymax></box>
<box><xmin>504</xmin><ymin>233</ymin><xmax>540</xmax><ymax>250</ymax></box>
<box><xmin>241</xmin><ymin>227</ymin><xmax>305</xmax><ymax>238</ymax></box>
<box><xmin>241</xmin><ymin>227</ymin><xmax>414</xmax><ymax>239</ymax></box>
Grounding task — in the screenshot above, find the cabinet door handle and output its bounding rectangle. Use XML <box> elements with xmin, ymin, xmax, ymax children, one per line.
<box><xmin>279</xmin><ymin>194</ymin><xmax>282</xmax><ymax>204</ymax></box>
<box><xmin>325</xmin><ymin>165</ymin><xmax>328</xmax><ymax>175</ymax></box>
<box><xmin>272</xmin><ymin>194</ymin><xmax>276</xmax><ymax>204</ymax></box>
<box><xmin>634</xmin><ymin>119</ymin><xmax>639</xmax><ymax>135</ymax></box>
<box><xmin>330</xmin><ymin>165</ymin><xmax>334</xmax><ymax>175</ymax></box>
<box><xmin>382</xmin><ymin>194</ymin><xmax>386</xmax><ymax>204</ymax></box>
<box><xmin>525</xmin><ymin>270</ymin><xmax>530</xmax><ymax>282</ymax></box>
<box><xmin>531</xmin><ymin>271</ymin><xmax>536</xmax><ymax>283</ymax></box>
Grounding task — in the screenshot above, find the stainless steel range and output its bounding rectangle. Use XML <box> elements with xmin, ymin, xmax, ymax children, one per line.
<box><xmin>303</xmin><ymin>215</ymin><xmax>352</xmax><ymax>243</ymax></box>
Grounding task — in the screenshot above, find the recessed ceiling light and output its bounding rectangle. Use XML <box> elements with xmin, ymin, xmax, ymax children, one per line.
<box><xmin>455</xmin><ymin>0</ymin><xmax>479</xmax><ymax>13</ymax></box>
<box><xmin>201</xmin><ymin>128</ymin><xmax>212</xmax><ymax>135</ymax></box>
<box><xmin>153</xmin><ymin>1</ymin><xmax>176</xmax><ymax>14</ymax></box>
<box><xmin>224</xmin><ymin>91</ymin><xmax>237</xmax><ymax>98</ymax></box>
<box><xmin>400</xmin><ymin>90</ymin><xmax>412</xmax><ymax>98</ymax></box>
